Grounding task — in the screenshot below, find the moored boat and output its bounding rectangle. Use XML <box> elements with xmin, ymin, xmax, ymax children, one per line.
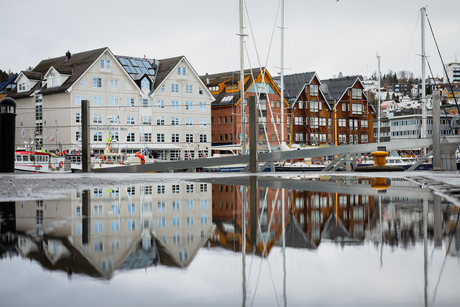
<box><xmin>15</xmin><ymin>150</ymin><xmax>70</xmax><ymax>173</ymax></box>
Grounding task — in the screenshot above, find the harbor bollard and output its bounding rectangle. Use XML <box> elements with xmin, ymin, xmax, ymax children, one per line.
<box><xmin>370</xmin><ymin>151</ymin><xmax>389</xmax><ymax>167</ymax></box>
<box><xmin>0</xmin><ymin>97</ymin><xmax>17</xmax><ymax>173</ymax></box>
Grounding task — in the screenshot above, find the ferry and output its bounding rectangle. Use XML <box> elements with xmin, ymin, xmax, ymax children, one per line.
<box><xmin>15</xmin><ymin>150</ymin><xmax>70</xmax><ymax>173</ymax></box>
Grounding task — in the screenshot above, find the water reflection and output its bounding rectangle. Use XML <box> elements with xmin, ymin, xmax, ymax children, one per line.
<box><xmin>1</xmin><ymin>182</ymin><xmax>213</xmax><ymax>279</ymax></box>
<box><xmin>0</xmin><ymin>176</ymin><xmax>459</xmax><ymax>306</ymax></box>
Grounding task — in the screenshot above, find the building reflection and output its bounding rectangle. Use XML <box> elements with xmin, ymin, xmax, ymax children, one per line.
<box><xmin>292</xmin><ymin>177</ymin><xmax>375</xmax><ymax>246</ymax></box>
<box><xmin>210</xmin><ymin>183</ymin><xmax>290</xmax><ymax>256</ymax></box>
<box><xmin>1</xmin><ymin>176</ymin><xmax>459</xmax><ymax>281</ymax></box>
<box><xmin>6</xmin><ymin>182</ymin><xmax>213</xmax><ymax>279</ymax></box>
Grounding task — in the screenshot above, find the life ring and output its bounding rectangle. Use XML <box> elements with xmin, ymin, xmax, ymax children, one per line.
<box><xmin>59</xmin><ymin>161</ymin><xmax>64</xmax><ymax>168</ymax></box>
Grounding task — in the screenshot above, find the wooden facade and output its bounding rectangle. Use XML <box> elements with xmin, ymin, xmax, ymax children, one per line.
<box><xmin>201</xmin><ymin>68</ymin><xmax>288</xmax><ymax>151</ymax></box>
<box><xmin>283</xmin><ymin>73</ymin><xmax>375</xmax><ymax>147</ymax></box>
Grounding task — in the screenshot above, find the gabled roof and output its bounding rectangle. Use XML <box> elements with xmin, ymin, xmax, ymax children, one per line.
<box><xmin>22</xmin><ymin>71</ymin><xmax>42</xmax><ymax>80</ymax></box>
<box><xmin>273</xmin><ymin>71</ymin><xmax>316</xmax><ymax>102</ymax></box>
<box><xmin>275</xmin><ymin>213</ymin><xmax>316</xmax><ymax>249</ymax></box>
<box><xmin>200</xmin><ymin>67</ymin><xmax>268</xmax><ymax>106</ymax></box>
<box><xmin>320</xmin><ymin>75</ymin><xmax>376</xmax><ymax>112</ymax></box>
<box><xmin>320</xmin><ymin>75</ymin><xmax>360</xmax><ymax>102</ymax></box>
<box><xmin>0</xmin><ymin>73</ymin><xmax>18</xmax><ymax>92</ymax></box>
<box><xmin>152</xmin><ymin>56</ymin><xmax>183</xmax><ymax>90</ymax></box>
<box><xmin>9</xmin><ymin>47</ymin><xmax>107</xmax><ymax>98</ymax></box>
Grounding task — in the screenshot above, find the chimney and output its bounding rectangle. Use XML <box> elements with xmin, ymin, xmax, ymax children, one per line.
<box><xmin>66</xmin><ymin>50</ymin><xmax>71</xmax><ymax>61</ymax></box>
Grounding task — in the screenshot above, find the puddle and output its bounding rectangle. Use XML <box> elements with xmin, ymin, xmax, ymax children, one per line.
<box><xmin>0</xmin><ymin>176</ymin><xmax>459</xmax><ymax>306</ymax></box>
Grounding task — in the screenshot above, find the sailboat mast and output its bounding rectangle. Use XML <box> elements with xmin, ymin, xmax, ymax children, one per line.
<box><xmin>377</xmin><ymin>54</ymin><xmax>381</xmax><ymax>143</ymax></box>
<box><xmin>421</xmin><ymin>7</ymin><xmax>427</xmax><ymax>141</ymax></box>
<box><xmin>280</xmin><ymin>0</ymin><xmax>285</xmax><ymax>146</ymax></box>
<box><xmin>240</xmin><ymin>0</ymin><xmax>246</xmax><ymax>155</ymax></box>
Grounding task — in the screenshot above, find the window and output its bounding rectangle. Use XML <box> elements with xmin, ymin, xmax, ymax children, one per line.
<box><xmin>93</xmin><ymin>114</ymin><xmax>102</xmax><ymax>124</ymax></box>
<box><xmin>352</xmin><ymin>103</ymin><xmax>362</xmax><ymax>115</ymax></box>
<box><xmin>310</xmin><ymin>133</ymin><xmax>319</xmax><ymax>143</ymax></box>
<box><xmin>361</xmin><ymin>134</ymin><xmax>368</xmax><ymax>143</ymax></box>
<box><xmin>200</xmin><ymin>134</ymin><xmax>207</xmax><ymax>143</ymax></box>
<box><xmin>186</xmin><ymin>134</ymin><xmax>193</xmax><ymax>143</ymax></box>
<box><xmin>93</xmin><ymin>77</ymin><xmax>102</xmax><ymax>88</ymax></box>
<box><xmin>298</xmin><ymin>101</ymin><xmax>303</xmax><ymax>109</ymax></box>
<box><xmin>109</xmin><ymin>115</ymin><xmax>119</xmax><ymax>124</ymax></box>
<box><xmin>172</xmin><ymin>134</ymin><xmax>179</xmax><ymax>143</ymax></box>
<box><xmin>186</xmin><ymin>118</ymin><xmax>193</xmax><ymax>126</ymax></box>
<box><xmin>186</xmin><ymin>184</ymin><xmax>194</xmax><ymax>193</ymax></box>
<box><xmin>199</xmin><ymin>87</ymin><xmax>203</xmax><ymax>95</ymax></box>
<box><xmin>199</xmin><ymin>184</ymin><xmax>208</xmax><ymax>193</ymax></box>
<box><xmin>170</xmin><ymin>150</ymin><xmax>180</xmax><ymax>160</ymax></box>
<box><xmin>80</xmin><ymin>78</ymin><xmax>85</xmax><ymax>87</ymax></box>
<box><xmin>172</xmin><ymin>200</ymin><xmax>180</xmax><ymax>210</ymax></box>
<box><xmin>157</xmin><ymin>117</ymin><xmax>165</xmax><ymax>125</ymax></box>
<box><xmin>196</xmin><ymin>102</ymin><xmax>206</xmax><ymax>112</ymax></box>
<box><xmin>171</xmin><ymin>84</ymin><xmax>179</xmax><ymax>93</ymax></box>
<box><xmin>93</xmin><ymin>132</ymin><xmax>102</xmax><ymax>142</ymax></box>
<box><xmin>200</xmin><ymin>214</ymin><xmax>208</xmax><ymax>225</ymax></box>
<box><xmin>160</xmin><ymin>85</ymin><xmax>165</xmax><ymax>92</ymax></box>
<box><xmin>76</xmin><ymin>95</ymin><xmax>85</xmax><ymax>105</ymax></box>
<box><xmin>126</xmin><ymin>97</ymin><xmax>135</xmax><ymax>107</ymax></box>
<box><xmin>342</xmin><ymin>103</ymin><xmax>346</xmax><ymax>112</ymax></box>
<box><xmin>157</xmin><ymin>133</ymin><xmax>165</xmax><ymax>142</ymax></box>
<box><xmin>173</xmin><ymin>233</ymin><xmax>181</xmax><ymax>244</ymax></box>
<box><xmin>172</xmin><ymin>117</ymin><xmax>179</xmax><ymax>126</ymax></box>
<box><xmin>157</xmin><ymin>217</ymin><xmax>166</xmax><ymax>228</ymax></box>
<box><xmin>186</xmin><ymin>101</ymin><xmax>193</xmax><ymax>110</ymax></box>
<box><xmin>140</xmin><ymin>133</ymin><xmax>152</xmax><ymax>142</ymax></box>
<box><xmin>127</xmin><ymin>219</ymin><xmax>136</xmax><ymax>231</ymax></box>
<box><xmin>141</xmin><ymin>77</ymin><xmax>149</xmax><ymax>89</ymax></box>
<box><xmin>76</xmin><ymin>131</ymin><xmax>81</xmax><ymax>141</ymax></box>
<box><xmin>172</xmin><ymin>184</ymin><xmax>180</xmax><ymax>194</ymax></box>
<box><xmin>319</xmin><ymin>117</ymin><xmax>326</xmax><ymax>126</ymax></box>
<box><xmin>76</xmin><ymin>113</ymin><xmax>81</xmax><ymax>123</ymax></box>
<box><xmin>172</xmin><ymin>100</ymin><xmax>179</xmax><ymax>110</ymax></box>
<box><xmin>294</xmin><ymin>117</ymin><xmax>303</xmax><ymax>125</ymax></box>
<box><xmin>155</xmin><ymin>185</ymin><xmax>165</xmax><ymax>195</ymax></box>
<box><xmin>157</xmin><ymin>99</ymin><xmax>165</xmax><ymax>109</ymax></box>
<box><xmin>110</xmin><ymin>97</ymin><xmax>119</xmax><ymax>106</ymax></box>
<box><xmin>310</xmin><ymin>84</ymin><xmax>318</xmax><ymax>96</ymax></box>
<box><xmin>352</xmin><ymin>88</ymin><xmax>362</xmax><ymax>99</ymax></box>
<box><xmin>310</xmin><ymin>117</ymin><xmax>319</xmax><ymax>128</ymax></box>
<box><xmin>127</xmin><ymin>133</ymin><xmax>135</xmax><ymax>142</ymax></box>
<box><xmin>157</xmin><ymin>201</ymin><xmax>166</xmax><ymax>212</ymax></box>
<box><xmin>109</xmin><ymin>79</ymin><xmax>119</xmax><ymax>89</ymax></box>
<box><xmin>139</xmin><ymin>99</ymin><xmax>150</xmax><ymax>108</ymax></box>
<box><xmin>126</xmin><ymin>115</ymin><xmax>135</xmax><ymax>125</ymax></box>
<box><xmin>310</xmin><ymin>101</ymin><xmax>319</xmax><ymax>112</ymax></box>
<box><xmin>93</xmin><ymin>96</ymin><xmax>102</xmax><ymax>106</ymax></box>
<box><xmin>186</xmin><ymin>85</ymin><xmax>193</xmax><ymax>94</ymax></box>
<box><xmin>361</xmin><ymin>119</ymin><xmax>368</xmax><ymax>128</ymax></box>
<box><xmin>178</xmin><ymin>67</ymin><xmax>187</xmax><ymax>76</ymax></box>
<box><xmin>200</xmin><ymin>118</ymin><xmax>207</xmax><ymax>127</ymax></box>
<box><xmin>94</xmin><ymin>222</ymin><xmax>103</xmax><ymax>234</ymax></box>
<box><xmin>295</xmin><ymin>133</ymin><xmax>303</xmax><ymax>142</ymax></box>
<box><xmin>187</xmin><ymin>216</ymin><xmax>195</xmax><ymax>226</ymax></box>
<box><xmin>320</xmin><ymin>133</ymin><xmax>327</xmax><ymax>142</ymax></box>
<box><xmin>127</xmin><ymin>187</ymin><xmax>136</xmax><ymax>196</ymax></box>
<box><xmin>100</xmin><ymin>59</ymin><xmax>111</xmax><ymax>70</ymax></box>
<box><xmin>111</xmin><ymin>221</ymin><xmax>120</xmax><ymax>232</ymax></box>
<box><xmin>338</xmin><ymin>118</ymin><xmax>347</xmax><ymax>127</ymax></box>
<box><xmin>141</xmin><ymin>116</ymin><xmax>151</xmax><ymax>125</ymax></box>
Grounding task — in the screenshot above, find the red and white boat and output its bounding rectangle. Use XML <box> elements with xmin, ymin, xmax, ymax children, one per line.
<box><xmin>15</xmin><ymin>151</ymin><xmax>70</xmax><ymax>173</ymax></box>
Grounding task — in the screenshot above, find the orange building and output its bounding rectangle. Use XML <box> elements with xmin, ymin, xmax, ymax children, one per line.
<box><xmin>201</xmin><ymin>68</ymin><xmax>288</xmax><ymax>152</ymax></box>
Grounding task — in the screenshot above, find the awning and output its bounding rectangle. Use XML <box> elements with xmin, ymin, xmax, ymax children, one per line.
<box><xmin>90</xmin><ymin>143</ymin><xmax>182</xmax><ymax>150</ymax></box>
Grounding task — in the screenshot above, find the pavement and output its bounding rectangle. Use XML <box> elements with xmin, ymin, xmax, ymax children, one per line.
<box><xmin>1</xmin><ymin>170</ymin><xmax>459</xmax><ymax>204</ymax></box>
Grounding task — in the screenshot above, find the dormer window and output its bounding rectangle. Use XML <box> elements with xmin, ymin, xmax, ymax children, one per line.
<box><xmin>49</xmin><ymin>71</ymin><xmax>60</xmax><ymax>87</ymax></box>
<box><xmin>18</xmin><ymin>83</ymin><xmax>29</xmax><ymax>91</ymax></box>
<box><xmin>141</xmin><ymin>77</ymin><xmax>149</xmax><ymax>90</ymax></box>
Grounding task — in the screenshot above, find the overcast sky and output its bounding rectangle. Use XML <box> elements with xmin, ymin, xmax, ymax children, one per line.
<box><xmin>3</xmin><ymin>0</ymin><xmax>459</xmax><ymax>81</ymax></box>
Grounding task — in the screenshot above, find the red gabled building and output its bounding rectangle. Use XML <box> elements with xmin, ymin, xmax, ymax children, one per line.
<box><xmin>200</xmin><ymin>68</ymin><xmax>289</xmax><ymax>152</ymax></box>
